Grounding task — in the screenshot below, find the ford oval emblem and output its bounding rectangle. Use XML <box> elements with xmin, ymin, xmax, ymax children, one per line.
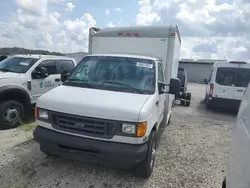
<box><xmin>75</xmin><ymin>123</ymin><xmax>85</xmax><ymax>128</ymax></box>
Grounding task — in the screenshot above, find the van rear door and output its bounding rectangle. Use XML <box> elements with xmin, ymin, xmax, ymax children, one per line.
<box><xmin>234</xmin><ymin>68</ymin><xmax>250</xmax><ymax>100</ymax></box>
<box><xmin>214</xmin><ymin>67</ymin><xmax>236</xmax><ymax>99</ymax></box>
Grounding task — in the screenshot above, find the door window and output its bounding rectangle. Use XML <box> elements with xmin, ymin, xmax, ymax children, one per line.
<box><xmin>56</xmin><ymin>60</ymin><xmax>75</xmax><ymax>73</ymax></box>
<box><xmin>37</xmin><ymin>60</ymin><xmax>57</xmax><ymax>75</ymax></box>
<box><xmin>235</xmin><ymin>68</ymin><xmax>250</xmax><ymax>87</ymax></box>
<box><xmin>158</xmin><ymin>63</ymin><xmax>164</xmax><ymax>82</ymax></box>
<box><xmin>215</xmin><ymin>67</ymin><xmax>236</xmax><ymax>86</ymax></box>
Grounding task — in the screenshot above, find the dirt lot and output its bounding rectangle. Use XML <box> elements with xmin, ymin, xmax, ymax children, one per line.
<box><xmin>0</xmin><ymin>84</ymin><xmax>236</xmax><ymax>188</ymax></box>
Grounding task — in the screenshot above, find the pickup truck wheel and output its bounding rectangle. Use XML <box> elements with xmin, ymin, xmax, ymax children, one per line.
<box><xmin>186</xmin><ymin>92</ymin><xmax>191</xmax><ymax>107</ymax></box>
<box><xmin>0</xmin><ymin>100</ymin><xmax>23</xmax><ymax>130</ymax></box>
<box><xmin>134</xmin><ymin>131</ymin><xmax>156</xmax><ymax>178</ymax></box>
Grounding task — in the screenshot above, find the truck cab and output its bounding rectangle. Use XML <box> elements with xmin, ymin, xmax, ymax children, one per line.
<box><xmin>34</xmin><ymin>25</ymin><xmax>181</xmax><ymax>178</ymax></box>
<box><xmin>0</xmin><ymin>55</ymin><xmax>77</xmax><ymax>129</ymax></box>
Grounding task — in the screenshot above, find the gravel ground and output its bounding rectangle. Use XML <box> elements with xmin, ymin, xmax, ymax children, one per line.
<box><xmin>0</xmin><ymin>83</ymin><xmax>236</xmax><ymax>188</ymax></box>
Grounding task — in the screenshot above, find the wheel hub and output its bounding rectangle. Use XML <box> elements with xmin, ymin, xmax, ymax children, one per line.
<box><xmin>4</xmin><ymin>108</ymin><xmax>19</xmax><ymax>124</ymax></box>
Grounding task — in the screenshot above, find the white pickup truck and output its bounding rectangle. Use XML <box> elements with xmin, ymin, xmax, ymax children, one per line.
<box><xmin>34</xmin><ymin>25</ymin><xmax>181</xmax><ymax>178</ymax></box>
<box><xmin>0</xmin><ymin>54</ymin><xmax>76</xmax><ymax>129</ymax></box>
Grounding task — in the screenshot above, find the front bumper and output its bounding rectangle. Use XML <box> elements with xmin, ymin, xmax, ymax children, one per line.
<box><xmin>33</xmin><ymin>126</ymin><xmax>148</xmax><ymax>168</ymax></box>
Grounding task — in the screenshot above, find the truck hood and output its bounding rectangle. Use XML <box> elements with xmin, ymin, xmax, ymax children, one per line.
<box><xmin>37</xmin><ymin>85</ymin><xmax>151</xmax><ymax>122</ymax></box>
<box><xmin>0</xmin><ymin>72</ymin><xmax>21</xmax><ymax>79</ymax></box>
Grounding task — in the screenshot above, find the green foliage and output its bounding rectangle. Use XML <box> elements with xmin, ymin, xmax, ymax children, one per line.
<box><xmin>0</xmin><ymin>47</ymin><xmax>64</xmax><ymax>56</ymax></box>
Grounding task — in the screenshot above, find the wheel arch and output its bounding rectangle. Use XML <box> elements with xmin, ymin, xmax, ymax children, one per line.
<box><xmin>0</xmin><ymin>85</ymin><xmax>32</xmax><ymax>116</ymax></box>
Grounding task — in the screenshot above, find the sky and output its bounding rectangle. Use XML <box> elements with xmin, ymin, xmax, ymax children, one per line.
<box><xmin>0</xmin><ymin>0</ymin><xmax>249</xmax><ymax>60</ymax></box>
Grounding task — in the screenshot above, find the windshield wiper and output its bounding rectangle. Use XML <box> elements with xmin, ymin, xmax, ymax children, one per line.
<box><xmin>102</xmin><ymin>81</ymin><xmax>144</xmax><ymax>94</ymax></box>
<box><xmin>65</xmin><ymin>79</ymin><xmax>95</xmax><ymax>88</ymax></box>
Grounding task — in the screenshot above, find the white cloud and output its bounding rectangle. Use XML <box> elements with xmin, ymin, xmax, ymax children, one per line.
<box><xmin>65</xmin><ymin>2</ymin><xmax>75</xmax><ymax>12</ymax></box>
<box><xmin>136</xmin><ymin>0</ymin><xmax>159</xmax><ymax>25</ymax></box>
<box><xmin>105</xmin><ymin>9</ymin><xmax>110</xmax><ymax>15</ymax></box>
<box><xmin>48</xmin><ymin>0</ymin><xmax>64</xmax><ymax>3</ymax></box>
<box><xmin>0</xmin><ymin>0</ymin><xmax>250</xmax><ymax>60</ymax></box>
<box><xmin>107</xmin><ymin>21</ymin><xmax>115</xmax><ymax>28</ymax></box>
<box><xmin>114</xmin><ymin>7</ymin><xmax>122</xmax><ymax>12</ymax></box>
<box><xmin>135</xmin><ymin>0</ymin><xmax>250</xmax><ymax>59</ymax></box>
<box><xmin>0</xmin><ymin>0</ymin><xmax>95</xmax><ymax>53</ymax></box>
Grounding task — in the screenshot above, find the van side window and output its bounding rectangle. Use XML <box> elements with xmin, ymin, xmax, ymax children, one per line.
<box><xmin>158</xmin><ymin>63</ymin><xmax>164</xmax><ymax>82</ymax></box>
<box><xmin>215</xmin><ymin>67</ymin><xmax>236</xmax><ymax>86</ymax></box>
<box><xmin>37</xmin><ymin>60</ymin><xmax>57</xmax><ymax>75</ymax></box>
<box><xmin>235</xmin><ymin>68</ymin><xmax>250</xmax><ymax>87</ymax></box>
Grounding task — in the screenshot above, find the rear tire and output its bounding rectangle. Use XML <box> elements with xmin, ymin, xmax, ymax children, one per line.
<box><xmin>185</xmin><ymin>92</ymin><xmax>191</xmax><ymax>107</ymax></box>
<box><xmin>134</xmin><ymin>131</ymin><xmax>156</xmax><ymax>178</ymax></box>
<box><xmin>180</xmin><ymin>100</ymin><xmax>185</xmax><ymax>106</ymax></box>
<box><xmin>0</xmin><ymin>100</ymin><xmax>24</xmax><ymax>130</ymax></box>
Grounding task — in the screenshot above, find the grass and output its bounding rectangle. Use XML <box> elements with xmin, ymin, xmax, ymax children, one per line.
<box><xmin>18</xmin><ymin>123</ymin><xmax>37</xmax><ymax>140</ymax></box>
<box><xmin>19</xmin><ymin>123</ymin><xmax>37</xmax><ymax>132</ymax></box>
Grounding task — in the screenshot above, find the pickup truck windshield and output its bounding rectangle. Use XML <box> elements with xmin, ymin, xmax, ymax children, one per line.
<box><xmin>0</xmin><ymin>57</ymin><xmax>39</xmax><ymax>73</ymax></box>
<box><xmin>64</xmin><ymin>56</ymin><xmax>156</xmax><ymax>94</ymax></box>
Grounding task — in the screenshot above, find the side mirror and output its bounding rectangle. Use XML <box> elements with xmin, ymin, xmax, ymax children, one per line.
<box><xmin>32</xmin><ymin>67</ymin><xmax>48</xmax><ymax>79</ymax></box>
<box><xmin>60</xmin><ymin>69</ymin><xmax>69</xmax><ymax>82</ymax></box>
<box><xmin>168</xmin><ymin>78</ymin><xmax>181</xmax><ymax>95</ymax></box>
<box><xmin>203</xmin><ymin>79</ymin><xmax>208</xmax><ymax>84</ymax></box>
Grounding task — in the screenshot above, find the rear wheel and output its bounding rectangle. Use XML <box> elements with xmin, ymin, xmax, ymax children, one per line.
<box><xmin>180</xmin><ymin>100</ymin><xmax>185</xmax><ymax>106</ymax></box>
<box><xmin>180</xmin><ymin>93</ymin><xmax>185</xmax><ymax>106</ymax></box>
<box><xmin>0</xmin><ymin>100</ymin><xmax>24</xmax><ymax>129</ymax></box>
<box><xmin>134</xmin><ymin>131</ymin><xmax>156</xmax><ymax>178</ymax></box>
<box><xmin>185</xmin><ymin>92</ymin><xmax>191</xmax><ymax>107</ymax></box>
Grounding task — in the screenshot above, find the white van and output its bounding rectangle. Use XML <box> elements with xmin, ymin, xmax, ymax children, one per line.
<box><xmin>205</xmin><ymin>61</ymin><xmax>250</xmax><ymax>109</ymax></box>
<box><xmin>33</xmin><ymin>25</ymin><xmax>181</xmax><ymax>178</ymax></box>
<box><xmin>222</xmin><ymin>82</ymin><xmax>250</xmax><ymax>188</ymax></box>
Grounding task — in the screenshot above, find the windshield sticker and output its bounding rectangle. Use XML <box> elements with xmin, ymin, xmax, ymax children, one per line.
<box><xmin>136</xmin><ymin>62</ymin><xmax>153</xmax><ymax>69</ymax></box>
<box><xmin>19</xmin><ymin>62</ymin><xmax>29</xmax><ymax>66</ymax></box>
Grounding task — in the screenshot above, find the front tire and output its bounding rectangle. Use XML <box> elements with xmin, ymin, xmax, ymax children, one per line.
<box><xmin>0</xmin><ymin>100</ymin><xmax>24</xmax><ymax>130</ymax></box>
<box><xmin>222</xmin><ymin>177</ymin><xmax>226</xmax><ymax>188</ymax></box>
<box><xmin>134</xmin><ymin>131</ymin><xmax>156</xmax><ymax>178</ymax></box>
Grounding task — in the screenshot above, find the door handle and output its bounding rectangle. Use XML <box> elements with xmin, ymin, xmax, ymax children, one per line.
<box><xmin>156</xmin><ymin>101</ymin><xmax>159</xmax><ymax>106</ymax></box>
<box><xmin>237</xmin><ymin>89</ymin><xmax>244</xmax><ymax>92</ymax></box>
<box><xmin>55</xmin><ymin>78</ymin><xmax>60</xmax><ymax>82</ymax></box>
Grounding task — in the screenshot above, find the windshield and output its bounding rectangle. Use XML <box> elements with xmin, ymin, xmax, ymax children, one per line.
<box><xmin>64</xmin><ymin>56</ymin><xmax>156</xmax><ymax>94</ymax></box>
<box><xmin>0</xmin><ymin>56</ymin><xmax>39</xmax><ymax>73</ymax></box>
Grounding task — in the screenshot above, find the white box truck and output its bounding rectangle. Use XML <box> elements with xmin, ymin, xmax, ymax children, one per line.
<box><xmin>33</xmin><ymin>25</ymin><xmax>181</xmax><ymax>178</ymax></box>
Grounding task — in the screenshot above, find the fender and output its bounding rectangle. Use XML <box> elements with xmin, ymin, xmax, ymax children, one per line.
<box><xmin>0</xmin><ymin>85</ymin><xmax>31</xmax><ymax>106</ymax></box>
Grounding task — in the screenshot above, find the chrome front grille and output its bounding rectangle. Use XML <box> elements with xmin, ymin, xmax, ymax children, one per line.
<box><xmin>50</xmin><ymin>112</ymin><xmax>118</xmax><ymax>138</ymax></box>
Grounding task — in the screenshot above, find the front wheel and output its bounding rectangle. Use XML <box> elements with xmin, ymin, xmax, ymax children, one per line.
<box><xmin>0</xmin><ymin>100</ymin><xmax>24</xmax><ymax>130</ymax></box>
<box><xmin>222</xmin><ymin>177</ymin><xmax>226</xmax><ymax>188</ymax></box>
<box><xmin>133</xmin><ymin>131</ymin><xmax>156</xmax><ymax>178</ymax></box>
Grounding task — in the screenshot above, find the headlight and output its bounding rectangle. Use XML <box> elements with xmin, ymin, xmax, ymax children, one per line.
<box><xmin>38</xmin><ymin>109</ymin><xmax>49</xmax><ymax>120</ymax></box>
<box><xmin>122</xmin><ymin>123</ymin><xmax>136</xmax><ymax>135</ymax></box>
<box><xmin>120</xmin><ymin>122</ymin><xmax>147</xmax><ymax>137</ymax></box>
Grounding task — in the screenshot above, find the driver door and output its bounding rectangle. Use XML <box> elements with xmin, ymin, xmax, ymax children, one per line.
<box><xmin>30</xmin><ymin>60</ymin><xmax>60</xmax><ymax>103</ymax></box>
<box><xmin>157</xmin><ymin>61</ymin><xmax>165</xmax><ymax>125</ymax></box>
